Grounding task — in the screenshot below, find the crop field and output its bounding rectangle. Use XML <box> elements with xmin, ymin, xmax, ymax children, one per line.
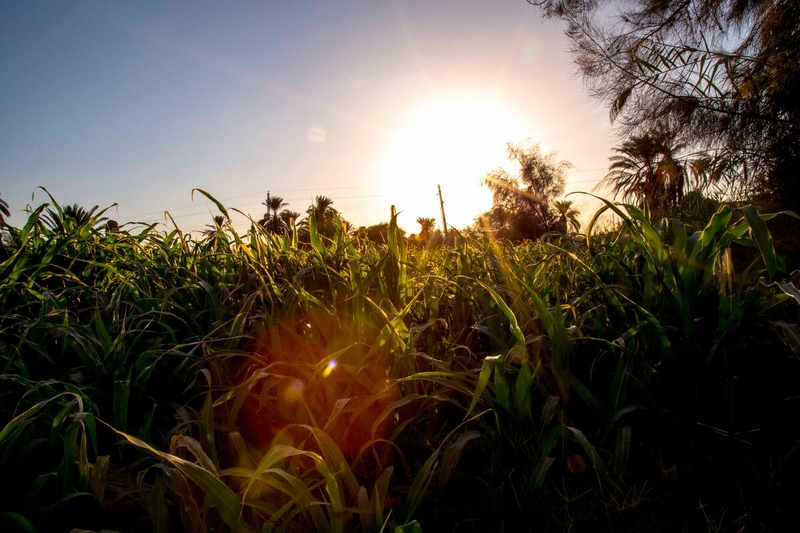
<box><xmin>1</xmin><ymin>193</ymin><xmax>798</xmax><ymax>532</ymax></box>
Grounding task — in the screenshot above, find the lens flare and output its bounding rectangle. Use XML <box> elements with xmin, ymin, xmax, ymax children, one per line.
<box><xmin>323</xmin><ymin>359</ymin><xmax>337</xmax><ymax>377</ymax></box>
<box><xmin>281</xmin><ymin>379</ymin><xmax>304</xmax><ymax>405</ymax></box>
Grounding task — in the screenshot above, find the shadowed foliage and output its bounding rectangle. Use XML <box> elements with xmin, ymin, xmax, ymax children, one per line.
<box><xmin>601</xmin><ymin>126</ymin><xmax>686</xmax><ymax>216</ymax></box>
<box><xmin>531</xmin><ymin>0</ymin><xmax>800</xmax><ymax>213</ymax></box>
<box><xmin>0</xmin><ymin>191</ymin><xmax>797</xmax><ymax>532</ymax></box>
<box><xmin>0</xmin><ymin>194</ymin><xmax>9</xmax><ymax>223</ymax></box>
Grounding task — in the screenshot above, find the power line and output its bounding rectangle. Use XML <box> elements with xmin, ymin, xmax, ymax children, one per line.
<box><xmin>132</xmin><ymin>194</ymin><xmax>392</xmax><ymax>225</ymax></box>
<box><xmin>124</xmin><ymin>185</ymin><xmax>390</xmax><ymax>219</ymax></box>
<box><xmin>571</xmin><ymin>167</ymin><xmax>608</xmax><ymax>173</ymax></box>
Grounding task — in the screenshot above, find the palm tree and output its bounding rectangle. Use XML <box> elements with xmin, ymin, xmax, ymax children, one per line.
<box><xmin>0</xmin><ymin>194</ymin><xmax>10</xmax><ymax>223</ymax></box>
<box><xmin>266</xmin><ymin>194</ymin><xmax>287</xmax><ymax>218</ymax></box>
<box><xmin>260</xmin><ymin>193</ymin><xmax>289</xmax><ymax>234</ymax></box>
<box><xmin>307</xmin><ymin>195</ymin><xmax>334</xmax><ymax>220</ymax></box>
<box><xmin>305</xmin><ymin>195</ymin><xmax>336</xmax><ymax>236</ymax></box>
<box><xmin>202</xmin><ymin>215</ymin><xmax>227</xmax><ymax>246</ymax></box>
<box><xmin>416</xmin><ymin>216</ymin><xmax>436</xmax><ymax>242</ymax></box>
<box><xmin>203</xmin><ymin>215</ymin><xmax>225</xmax><ymax>233</ymax></box>
<box><xmin>43</xmin><ymin>204</ymin><xmax>108</xmax><ymax>233</ymax></box>
<box><xmin>601</xmin><ymin>127</ymin><xmax>686</xmax><ymax>215</ymax></box>
<box><xmin>553</xmin><ymin>200</ymin><xmax>581</xmax><ymax>234</ymax></box>
<box><xmin>279</xmin><ymin>210</ymin><xmax>302</xmax><ymax>230</ymax></box>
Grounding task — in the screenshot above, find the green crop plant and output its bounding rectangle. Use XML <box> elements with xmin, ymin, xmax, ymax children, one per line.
<box><xmin>0</xmin><ymin>190</ymin><xmax>797</xmax><ymax>532</ymax></box>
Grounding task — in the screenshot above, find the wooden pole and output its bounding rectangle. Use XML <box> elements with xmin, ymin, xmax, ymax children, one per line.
<box><xmin>438</xmin><ymin>184</ymin><xmax>449</xmax><ymax>244</ymax></box>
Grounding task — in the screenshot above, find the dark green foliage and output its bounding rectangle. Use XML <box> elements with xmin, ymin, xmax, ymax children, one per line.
<box><xmin>0</xmin><ymin>194</ymin><xmax>9</xmax><ymax>223</ymax></box>
<box><xmin>534</xmin><ymin>0</ymin><xmax>800</xmax><ymax>214</ymax></box>
<box><xmin>1</xmin><ymin>192</ymin><xmax>797</xmax><ymax>531</ymax></box>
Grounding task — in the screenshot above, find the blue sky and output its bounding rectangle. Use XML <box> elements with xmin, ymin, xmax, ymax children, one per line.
<box><xmin>1</xmin><ymin>1</ymin><xmax>614</xmax><ymax>233</ymax></box>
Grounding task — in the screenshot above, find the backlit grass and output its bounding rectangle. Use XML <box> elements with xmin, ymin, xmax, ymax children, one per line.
<box><xmin>1</xmin><ymin>190</ymin><xmax>798</xmax><ymax>532</ymax></box>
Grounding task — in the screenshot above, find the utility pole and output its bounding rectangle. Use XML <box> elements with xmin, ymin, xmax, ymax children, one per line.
<box><xmin>438</xmin><ymin>184</ymin><xmax>449</xmax><ymax>244</ymax></box>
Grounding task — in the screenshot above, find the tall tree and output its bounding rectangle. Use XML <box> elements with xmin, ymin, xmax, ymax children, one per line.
<box><xmin>279</xmin><ymin>210</ymin><xmax>302</xmax><ymax>231</ymax></box>
<box><xmin>601</xmin><ymin>126</ymin><xmax>686</xmax><ymax>215</ymax></box>
<box><xmin>355</xmin><ymin>222</ymin><xmax>402</xmax><ymax>244</ymax></box>
<box><xmin>553</xmin><ymin>200</ymin><xmax>581</xmax><ymax>234</ymax></box>
<box><xmin>305</xmin><ymin>195</ymin><xmax>339</xmax><ymax>237</ymax></box>
<box><xmin>416</xmin><ymin>217</ymin><xmax>436</xmax><ymax>243</ymax></box>
<box><xmin>266</xmin><ymin>194</ymin><xmax>287</xmax><ymax>219</ymax></box>
<box><xmin>307</xmin><ymin>195</ymin><xmax>334</xmax><ymax>221</ymax></box>
<box><xmin>531</xmin><ymin>0</ymin><xmax>800</xmax><ymax>211</ymax></box>
<box><xmin>260</xmin><ymin>193</ymin><xmax>289</xmax><ymax>234</ymax></box>
<box><xmin>479</xmin><ymin>141</ymin><xmax>571</xmax><ymax>240</ymax></box>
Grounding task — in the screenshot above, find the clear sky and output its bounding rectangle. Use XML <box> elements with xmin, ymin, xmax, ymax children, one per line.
<box><xmin>1</xmin><ymin>0</ymin><xmax>615</xmax><ymax>234</ymax></box>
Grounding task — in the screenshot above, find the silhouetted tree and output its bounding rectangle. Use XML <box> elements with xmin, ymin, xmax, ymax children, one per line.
<box><xmin>479</xmin><ymin>141</ymin><xmax>571</xmax><ymax>240</ymax></box>
<box><xmin>201</xmin><ymin>215</ymin><xmax>227</xmax><ymax>247</ymax></box>
<box><xmin>304</xmin><ymin>195</ymin><xmax>342</xmax><ymax>238</ymax></box>
<box><xmin>260</xmin><ymin>193</ymin><xmax>289</xmax><ymax>234</ymax></box>
<box><xmin>103</xmin><ymin>219</ymin><xmax>120</xmax><ymax>238</ymax></box>
<box><xmin>601</xmin><ymin>126</ymin><xmax>686</xmax><ymax>215</ymax></box>
<box><xmin>553</xmin><ymin>200</ymin><xmax>581</xmax><ymax>234</ymax></box>
<box><xmin>42</xmin><ymin>204</ymin><xmax>108</xmax><ymax>233</ymax></box>
<box><xmin>279</xmin><ymin>210</ymin><xmax>302</xmax><ymax>232</ymax></box>
<box><xmin>307</xmin><ymin>195</ymin><xmax>334</xmax><ymax>220</ymax></box>
<box><xmin>203</xmin><ymin>215</ymin><xmax>225</xmax><ymax>235</ymax></box>
<box><xmin>531</xmin><ymin>0</ymin><xmax>800</xmax><ymax>211</ymax></box>
<box><xmin>416</xmin><ymin>217</ymin><xmax>436</xmax><ymax>243</ymax></box>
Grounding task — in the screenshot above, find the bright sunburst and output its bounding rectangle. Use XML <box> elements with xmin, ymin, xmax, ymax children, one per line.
<box><xmin>382</xmin><ymin>96</ymin><xmax>526</xmax><ymax>231</ymax></box>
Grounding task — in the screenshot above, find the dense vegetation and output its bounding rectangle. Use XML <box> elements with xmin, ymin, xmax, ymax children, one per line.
<box><xmin>534</xmin><ymin>0</ymin><xmax>800</xmax><ymax>215</ymax></box>
<box><xmin>1</xmin><ymin>189</ymin><xmax>798</xmax><ymax>532</ymax></box>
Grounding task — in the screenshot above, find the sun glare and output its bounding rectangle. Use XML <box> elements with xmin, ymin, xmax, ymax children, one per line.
<box><xmin>382</xmin><ymin>97</ymin><xmax>526</xmax><ymax>231</ymax></box>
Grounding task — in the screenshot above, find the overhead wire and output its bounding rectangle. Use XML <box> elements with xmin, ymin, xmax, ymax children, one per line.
<box><xmin>122</xmin><ymin>162</ymin><xmax>611</xmax><ymax>230</ymax></box>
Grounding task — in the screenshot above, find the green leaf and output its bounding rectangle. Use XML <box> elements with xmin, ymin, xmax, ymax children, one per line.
<box><xmin>529</xmin><ymin>454</ymin><xmax>555</xmax><ymax>493</ymax></box>
<box><xmin>191</xmin><ymin>188</ymin><xmax>230</xmax><ymax>221</ymax></box>
<box><xmin>1</xmin><ymin>393</ymin><xmax>82</xmax><ymax>445</ymax></box>
<box><xmin>736</xmin><ymin>205</ymin><xmax>777</xmax><ymax>278</ymax></box>
<box><xmin>112</xmin><ymin>380</ymin><xmax>130</xmax><ymax>433</ymax></box>
<box><xmin>372</xmin><ymin>467</ymin><xmax>394</xmax><ymax>528</ymax></box>
<box><xmin>403</xmin><ymin>443</ymin><xmax>439</xmax><ymax>521</ymax></box>
<box><xmin>200</xmin><ymin>391</ymin><xmax>218</xmax><ymax>466</ymax></box>
<box><xmin>308</xmin><ymin>212</ymin><xmax>324</xmax><ymax>257</ymax></box>
<box><xmin>395</xmin><ymin>521</ymin><xmax>423</xmax><ymax>533</ymax></box>
<box><xmin>0</xmin><ymin>512</ymin><xmax>37</xmax><ymax>533</ymax></box>
<box><xmin>539</xmin><ymin>395</ymin><xmax>560</xmax><ymax>434</ymax></box>
<box><xmin>614</xmin><ymin>426</ymin><xmax>632</xmax><ymax>477</ymax></box>
<box><xmin>778</xmin><ymin>281</ymin><xmax>800</xmax><ymax>306</ymax></box>
<box><xmin>540</xmin><ymin>426</ymin><xmax>563</xmax><ymax>456</ymax></box>
<box><xmin>493</xmin><ymin>363</ymin><xmax>510</xmax><ymax>411</ymax></box>
<box><xmin>105</xmin><ymin>423</ymin><xmax>253</xmax><ymax>533</ymax></box>
<box><xmin>147</xmin><ymin>469</ymin><xmax>170</xmax><ymax>533</ymax></box>
<box><xmin>514</xmin><ymin>362</ymin><xmax>534</xmax><ymax>418</ymax></box>
<box><xmin>438</xmin><ymin>431</ymin><xmax>481</xmax><ymax>486</ymax></box>
<box><xmin>473</xmin><ymin>280</ymin><xmax>526</xmax><ymax>361</ymax></box>
<box><xmin>466</xmin><ymin>356</ymin><xmax>495</xmax><ymax>417</ymax></box>
<box><xmin>773</xmin><ymin>320</ymin><xmax>800</xmax><ymax>355</ymax></box>
<box><xmin>89</xmin><ymin>456</ymin><xmax>109</xmax><ymax>502</ymax></box>
<box><xmin>300</xmin><ymin>425</ymin><xmax>360</xmax><ymax>500</ymax></box>
<box><xmin>566</xmin><ymin>427</ymin><xmax>617</xmax><ymax>490</ymax></box>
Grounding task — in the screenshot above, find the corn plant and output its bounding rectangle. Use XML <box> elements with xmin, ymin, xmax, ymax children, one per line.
<box><xmin>1</xmin><ymin>191</ymin><xmax>797</xmax><ymax>532</ymax></box>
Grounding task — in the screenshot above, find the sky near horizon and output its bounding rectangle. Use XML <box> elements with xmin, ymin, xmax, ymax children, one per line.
<box><xmin>1</xmin><ymin>1</ymin><xmax>615</xmax><ymax>234</ymax></box>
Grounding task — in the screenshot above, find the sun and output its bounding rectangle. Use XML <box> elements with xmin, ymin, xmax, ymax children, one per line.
<box><xmin>382</xmin><ymin>96</ymin><xmax>526</xmax><ymax>232</ymax></box>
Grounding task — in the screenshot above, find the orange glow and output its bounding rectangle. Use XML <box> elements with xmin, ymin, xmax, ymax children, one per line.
<box><xmin>237</xmin><ymin>310</ymin><xmax>399</xmax><ymax>459</ymax></box>
<box><xmin>323</xmin><ymin>359</ymin><xmax>337</xmax><ymax>377</ymax></box>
